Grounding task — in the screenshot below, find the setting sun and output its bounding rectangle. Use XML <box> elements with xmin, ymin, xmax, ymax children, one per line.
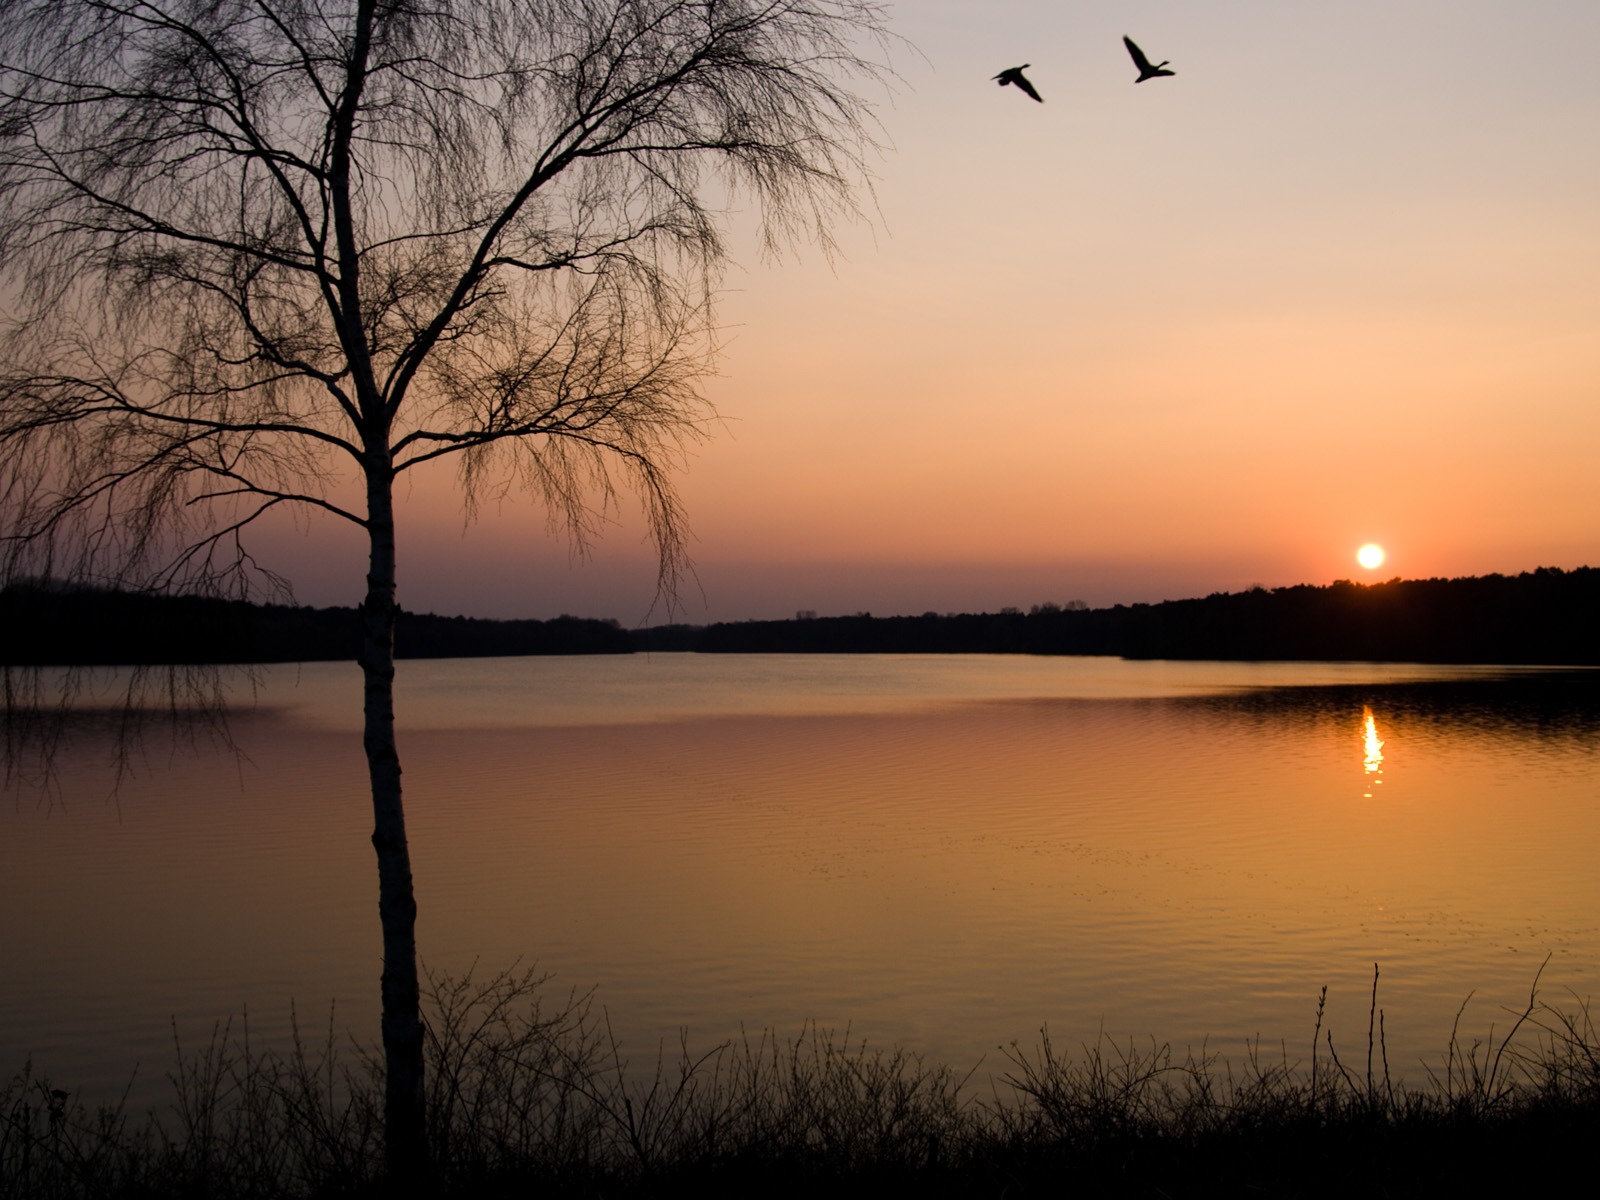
<box><xmin>1357</xmin><ymin>543</ymin><xmax>1386</xmax><ymax>571</ymax></box>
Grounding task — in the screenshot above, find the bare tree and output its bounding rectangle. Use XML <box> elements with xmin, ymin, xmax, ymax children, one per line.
<box><xmin>0</xmin><ymin>0</ymin><xmax>889</xmax><ymax>1170</ymax></box>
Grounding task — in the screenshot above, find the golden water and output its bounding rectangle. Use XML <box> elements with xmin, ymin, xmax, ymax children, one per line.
<box><xmin>4</xmin><ymin>655</ymin><xmax>1597</xmax><ymax>1106</ymax></box>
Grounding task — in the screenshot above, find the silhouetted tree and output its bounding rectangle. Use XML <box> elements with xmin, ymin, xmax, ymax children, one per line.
<box><xmin>0</xmin><ymin>0</ymin><xmax>889</xmax><ymax>1171</ymax></box>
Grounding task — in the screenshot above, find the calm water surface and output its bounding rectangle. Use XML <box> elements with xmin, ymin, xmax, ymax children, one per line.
<box><xmin>4</xmin><ymin>654</ymin><xmax>1598</xmax><ymax>1107</ymax></box>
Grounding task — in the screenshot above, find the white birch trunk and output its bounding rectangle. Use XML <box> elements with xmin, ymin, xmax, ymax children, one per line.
<box><xmin>359</xmin><ymin>456</ymin><xmax>426</xmax><ymax>1171</ymax></box>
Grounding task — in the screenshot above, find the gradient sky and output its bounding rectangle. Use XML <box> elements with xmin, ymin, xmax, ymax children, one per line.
<box><xmin>256</xmin><ymin>0</ymin><xmax>1600</xmax><ymax>624</ymax></box>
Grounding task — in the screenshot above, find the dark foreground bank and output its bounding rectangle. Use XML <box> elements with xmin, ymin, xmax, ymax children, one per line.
<box><xmin>7</xmin><ymin>567</ymin><xmax>1600</xmax><ymax>666</ymax></box>
<box><xmin>5</xmin><ymin>967</ymin><xmax>1596</xmax><ymax>1199</ymax></box>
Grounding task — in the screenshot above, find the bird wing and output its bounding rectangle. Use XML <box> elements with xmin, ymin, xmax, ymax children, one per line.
<box><xmin>1123</xmin><ymin>36</ymin><xmax>1153</xmax><ymax>72</ymax></box>
<box><xmin>1014</xmin><ymin>72</ymin><xmax>1043</xmax><ymax>102</ymax></box>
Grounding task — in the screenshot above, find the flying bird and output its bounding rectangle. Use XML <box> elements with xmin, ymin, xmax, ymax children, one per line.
<box><xmin>1123</xmin><ymin>37</ymin><xmax>1175</xmax><ymax>82</ymax></box>
<box><xmin>993</xmin><ymin>65</ymin><xmax>1043</xmax><ymax>103</ymax></box>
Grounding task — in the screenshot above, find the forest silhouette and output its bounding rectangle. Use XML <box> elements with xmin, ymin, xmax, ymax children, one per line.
<box><xmin>4</xmin><ymin>567</ymin><xmax>1596</xmax><ymax>666</ymax></box>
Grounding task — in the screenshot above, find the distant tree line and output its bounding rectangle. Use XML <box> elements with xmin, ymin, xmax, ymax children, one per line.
<box><xmin>5</xmin><ymin>568</ymin><xmax>1598</xmax><ymax>666</ymax></box>
<box><xmin>0</xmin><ymin>581</ymin><xmax>630</xmax><ymax>665</ymax></box>
<box><xmin>641</xmin><ymin>568</ymin><xmax>1600</xmax><ymax>664</ymax></box>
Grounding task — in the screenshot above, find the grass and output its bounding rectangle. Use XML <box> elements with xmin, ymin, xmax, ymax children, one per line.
<box><xmin>5</xmin><ymin>963</ymin><xmax>1598</xmax><ymax>1198</ymax></box>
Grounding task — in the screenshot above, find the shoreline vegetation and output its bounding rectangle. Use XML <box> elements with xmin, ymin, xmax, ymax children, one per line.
<box><xmin>4</xmin><ymin>566</ymin><xmax>1599</xmax><ymax>666</ymax></box>
<box><xmin>5</xmin><ymin>965</ymin><xmax>1597</xmax><ymax>1198</ymax></box>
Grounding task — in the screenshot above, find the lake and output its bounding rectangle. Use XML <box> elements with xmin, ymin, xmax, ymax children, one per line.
<box><xmin>4</xmin><ymin>654</ymin><xmax>1598</xmax><ymax>1109</ymax></box>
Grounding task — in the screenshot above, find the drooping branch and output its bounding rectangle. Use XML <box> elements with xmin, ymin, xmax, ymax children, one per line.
<box><xmin>3</xmin><ymin>0</ymin><xmax>896</xmax><ymax>1178</ymax></box>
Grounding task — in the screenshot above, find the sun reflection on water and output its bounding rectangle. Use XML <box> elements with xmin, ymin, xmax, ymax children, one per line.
<box><xmin>1362</xmin><ymin>705</ymin><xmax>1385</xmax><ymax>795</ymax></box>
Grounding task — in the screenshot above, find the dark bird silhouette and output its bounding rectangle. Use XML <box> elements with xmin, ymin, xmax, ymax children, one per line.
<box><xmin>993</xmin><ymin>65</ymin><xmax>1043</xmax><ymax>103</ymax></box>
<box><xmin>1123</xmin><ymin>37</ymin><xmax>1175</xmax><ymax>82</ymax></box>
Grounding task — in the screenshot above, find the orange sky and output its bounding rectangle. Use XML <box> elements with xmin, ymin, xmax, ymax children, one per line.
<box><xmin>258</xmin><ymin>0</ymin><xmax>1600</xmax><ymax>623</ymax></box>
